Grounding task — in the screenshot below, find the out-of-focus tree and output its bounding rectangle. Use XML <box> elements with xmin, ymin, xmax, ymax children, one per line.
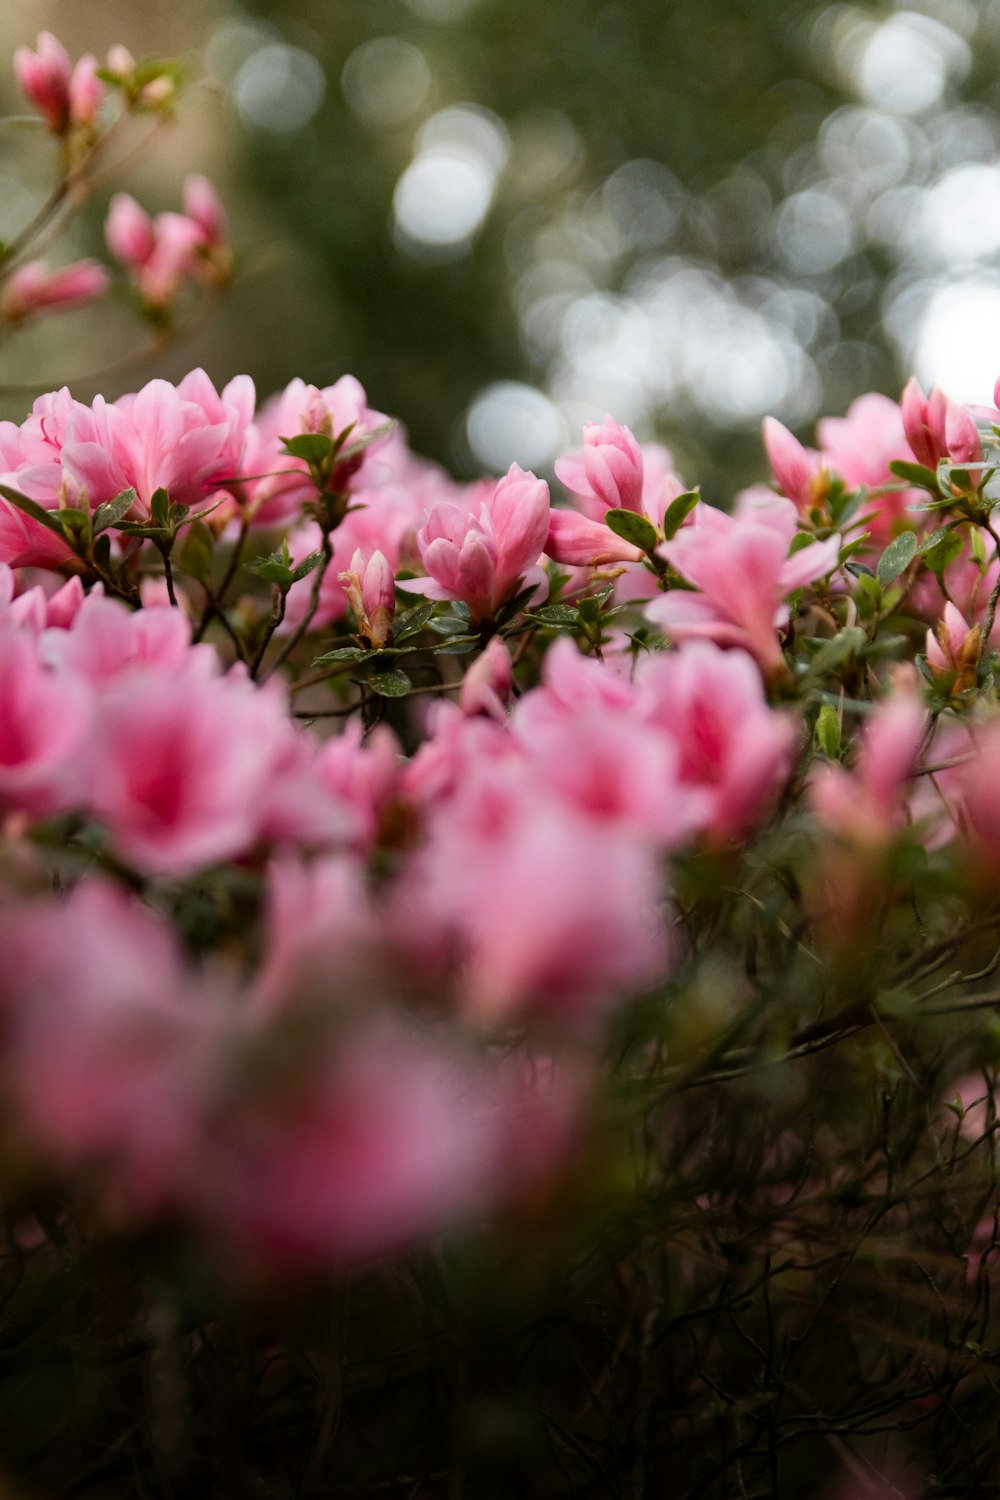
<box><xmin>4</xmin><ymin>0</ymin><xmax>1000</xmax><ymax>499</ymax></box>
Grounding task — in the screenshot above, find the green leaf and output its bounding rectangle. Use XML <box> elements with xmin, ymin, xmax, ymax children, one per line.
<box><xmin>889</xmin><ymin>460</ymin><xmax>940</xmax><ymax>492</ymax></box>
<box><xmin>150</xmin><ymin>488</ymin><xmax>170</xmax><ymax>528</ymax></box>
<box><xmin>662</xmin><ymin>489</ymin><xmax>699</xmax><ymax>539</ymax></box>
<box><xmin>0</xmin><ymin>484</ymin><xmax>68</xmax><ymax>538</ymax></box>
<box><xmin>876</xmin><ymin>530</ymin><xmax>918</xmax><ymax>587</ymax></box>
<box><xmin>605</xmin><ymin>507</ymin><xmax>658</xmax><ymax>552</ymax></box>
<box><xmin>291</xmin><ymin>549</ymin><xmax>323</xmax><ymax>583</ymax></box>
<box><xmin>57</xmin><ymin>508</ymin><xmax>91</xmax><ymax>540</ymax></box>
<box><xmin>394</xmin><ymin>601</ymin><xmax>437</xmax><ymax>639</ymax></box>
<box><xmin>815</xmin><ymin>702</ymin><xmax>841</xmax><ymax>759</ymax></box>
<box><xmin>432</xmin><ymin>635</ymin><xmax>479</xmax><ymax>654</ymax></box>
<box><xmin>91</xmin><ymin>533</ymin><xmax>112</xmax><ymax>572</ymax></box>
<box><xmin>920</xmin><ymin>527</ymin><xmax>963</xmax><ymax>576</ymax></box>
<box><xmin>335</xmin><ymin>419</ymin><xmax>396</xmax><ymax>464</ymax></box>
<box><xmin>177</xmin><ymin>520</ymin><xmax>214</xmax><ymax>584</ymax></box>
<box><xmin>280</xmin><ymin>433</ymin><xmax>334</xmax><ymax>467</ymax></box>
<box><xmin>525</xmin><ymin>604</ymin><xmax>579</xmax><ymax>627</ymax></box>
<box><xmin>789</xmin><ymin>530</ymin><xmax>816</xmax><ymax>555</ymax></box>
<box><xmin>428</xmin><ymin>612</ymin><xmax>475</xmax><ymax>637</ymax></box>
<box><xmin>92</xmin><ymin>487</ymin><xmax>137</xmax><ymax>535</ymax></box>
<box><xmin>802</xmin><ymin>627</ymin><xmax>868</xmax><ymax>680</ymax></box>
<box><xmin>366</xmin><ymin>667</ymin><xmax>411</xmax><ymax>697</ymax></box>
<box><xmin>312</xmin><ymin>646</ymin><xmax>367</xmax><ymax>665</ymax></box>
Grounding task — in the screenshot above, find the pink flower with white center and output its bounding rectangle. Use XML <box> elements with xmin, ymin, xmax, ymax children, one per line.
<box><xmin>414</xmin><ymin>463</ymin><xmax>550</xmax><ymax>621</ymax></box>
<box><xmin>646</xmin><ymin>497</ymin><xmax>840</xmax><ymax>676</ymax></box>
<box><xmin>809</xmin><ymin>687</ymin><xmax>927</xmax><ymax>846</ymax></box>
<box><xmin>1</xmin><ymin>260</ymin><xmax>109</xmax><ymax>324</ymax></box>
<box><xmin>14</xmin><ymin>33</ymin><xmax>102</xmax><ymax>134</ymax></box>
<box><xmin>637</xmin><ymin>643</ymin><xmax>797</xmax><ymax>842</ymax></box>
<box><xmin>0</xmin><ymin>624</ymin><xmax>92</xmax><ymax>816</ymax></box>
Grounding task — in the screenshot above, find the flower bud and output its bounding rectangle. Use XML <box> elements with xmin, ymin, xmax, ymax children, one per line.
<box><xmin>14</xmin><ymin>33</ymin><xmax>72</xmax><ymax>132</ymax></box>
<box><xmin>340</xmin><ymin>549</ymin><xmax>395</xmax><ymax>648</ymax></box>
<box><xmin>581</xmin><ymin>415</ymin><xmax>645</xmax><ymax>514</ymax></box>
<box><xmin>1</xmin><ymin>259</ymin><xmax>109</xmax><ymax>323</ymax></box>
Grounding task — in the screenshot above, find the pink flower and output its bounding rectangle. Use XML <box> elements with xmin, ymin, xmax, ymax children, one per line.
<box><xmin>0</xmin><ymin>880</ymin><xmax>213</xmax><ymax>1214</ymax></box>
<box><xmin>0</xmin><ymin>260</ymin><xmax>109</xmax><ymax>323</ymax></box>
<box><xmin>637</xmin><ymin>643</ymin><xmax>797</xmax><ymax>841</ymax></box>
<box><xmin>339</xmin><ymin>548</ymin><xmax>395</xmax><ymax>647</ymax></box>
<box><xmin>647</xmin><ymin>498</ymin><xmax>840</xmax><ymax>675</ymax></box>
<box><xmin>810</xmin><ymin>687</ymin><xmax>926</xmax><ymax>846</ymax></box>
<box><xmin>900</xmin><ymin>377</ymin><xmax>981</xmax><ymax>472</ymax></box>
<box><xmin>762</xmin><ymin>416</ymin><xmax>825</xmax><ymax>513</ymax></box>
<box><xmin>84</xmin><ymin>666</ymin><xmax>331</xmax><ymax>875</ymax></box>
<box><xmin>397</xmin><ymin>769</ymin><xmax>668</xmax><ymax>1021</ymax></box>
<box><xmin>926</xmin><ymin>600</ymin><xmax>981</xmax><ymax>690</ymax></box>
<box><xmin>240</xmin><ymin>375</ymin><xmax>393</xmax><ymax>525</ymax></box>
<box><xmin>554</xmin><ymin>414</ymin><xmax>645</xmax><ymax>514</ymax></box>
<box><xmin>816</xmin><ymin>392</ymin><xmax>918</xmax><ymax>544</ymax></box>
<box><xmin>460</xmin><ymin>637</ymin><xmax>514</xmax><ymax>721</ymax></box>
<box><xmin>182</xmin><ymin>174</ymin><xmax>228</xmax><ymax>247</ymax></box>
<box><xmin>0</xmin><ymin>624</ymin><xmax>92</xmax><ymax>816</ymax></box>
<box><xmin>14</xmin><ymin>33</ymin><xmax>102</xmax><ymax>133</ymax></box>
<box><xmin>414</xmin><ymin>463</ymin><xmax>549</xmax><ymax>620</ymax></box>
<box><xmin>545</xmin><ymin>508</ymin><xmax>644</xmax><ymax>567</ymax></box>
<box><xmin>105</xmin><ymin>193</ymin><xmax>157</xmax><ymax>269</ymax></box>
<box><xmin>60</xmin><ymin>372</ymin><xmax>252</xmax><ymax>517</ymax></box>
<box><xmin>197</xmin><ymin>1021</ymin><xmax>510</xmax><ymax>1267</ymax></box>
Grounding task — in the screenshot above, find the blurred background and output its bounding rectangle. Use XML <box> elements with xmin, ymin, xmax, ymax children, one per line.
<box><xmin>2</xmin><ymin>0</ymin><xmax>1000</xmax><ymax>500</ymax></box>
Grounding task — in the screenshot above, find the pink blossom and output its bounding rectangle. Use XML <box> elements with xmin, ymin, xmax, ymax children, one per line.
<box><xmin>240</xmin><ymin>375</ymin><xmax>393</xmax><ymax>525</ymax></box>
<box><xmin>554</xmin><ymin>414</ymin><xmax>645</xmax><ymax>514</ymax></box>
<box><xmin>0</xmin><ymin>880</ymin><xmax>213</xmax><ymax>1213</ymax></box>
<box><xmin>105</xmin><ymin>193</ymin><xmax>157</xmax><ymax>269</ymax></box>
<box><xmin>182</xmin><ymin>174</ymin><xmax>227</xmax><ymax>247</ymax></box>
<box><xmin>816</xmin><ymin>392</ymin><xmax>918</xmax><ymax>544</ymax></box>
<box><xmin>40</xmin><ymin>590</ymin><xmax>211</xmax><ymax>686</ymax></box>
<box><xmin>647</xmin><ymin>500</ymin><xmax>840</xmax><ymax>675</ymax></box>
<box><xmin>14</xmin><ymin>33</ymin><xmax>98</xmax><ymax>133</ymax></box>
<box><xmin>637</xmin><ymin>643</ymin><xmax>797</xmax><ymax>841</ymax></box>
<box><xmin>900</xmin><ymin>377</ymin><xmax>981</xmax><ymax>472</ymax></box>
<box><xmin>197</xmin><ymin>1021</ymin><xmax>509</xmax><ymax>1267</ymax></box>
<box><xmin>809</xmin><ymin>688</ymin><xmax>927</xmax><ymax>846</ymax></box>
<box><xmin>0</xmin><ymin>624</ymin><xmax>92</xmax><ymax>816</ymax></box>
<box><xmin>414</xmin><ymin>463</ymin><xmax>549</xmax><ymax>621</ymax></box>
<box><xmin>84</xmin><ymin>666</ymin><xmax>330</xmax><ymax>875</ymax></box>
<box><xmin>762</xmin><ymin>416</ymin><xmax>825</xmax><ymax>513</ymax></box>
<box><xmin>340</xmin><ymin>547</ymin><xmax>395</xmax><ymax>647</ymax></box>
<box><xmin>316</xmin><ymin>722</ymin><xmax>401</xmax><ymax>851</ymax></box>
<box><xmin>460</xmin><ymin>637</ymin><xmax>514</xmax><ymax>721</ymax></box>
<box><xmin>1</xmin><ymin>260</ymin><xmax>109</xmax><ymax>323</ymax></box>
<box><xmin>545</xmin><ymin>508</ymin><xmax>644</xmax><ymax>567</ymax></box>
<box><xmin>60</xmin><ymin>372</ymin><xmax>252</xmax><ymax>517</ymax></box>
<box><xmin>398</xmin><ymin>770</ymin><xmax>668</xmax><ymax>1021</ymax></box>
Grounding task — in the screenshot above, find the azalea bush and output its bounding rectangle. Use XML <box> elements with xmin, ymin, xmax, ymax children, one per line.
<box><xmin>2</xmin><ymin>29</ymin><xmax>1000</xmax><ymax>1500</ymax></box>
